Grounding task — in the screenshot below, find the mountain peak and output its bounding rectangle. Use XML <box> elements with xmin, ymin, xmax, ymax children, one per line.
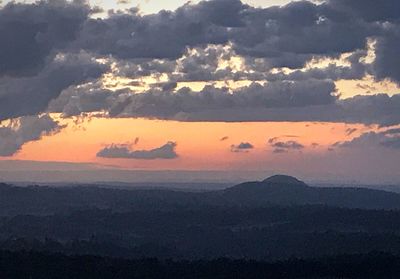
<box><xmin>262</xmin><ymin>175</ymin><xmax>305</xmax><ymax>185</ymax></box>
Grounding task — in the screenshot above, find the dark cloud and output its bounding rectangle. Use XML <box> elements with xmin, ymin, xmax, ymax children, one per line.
<box><xmin>0</xmin><ymin>52</ymin><xmax>108</xmax><ymax>121</ymax></box>
<box><xmin>76</xmin><ymin>1</ymin><xmax>233</xmax><ymax>60</ymax></box>
<box><xmin>269</xmin><ymin>137</ymin><xmax>304</xmax><ymax>153</ymax></box>
<box><xmin>231</xmin><ymin>1</ymin><xmax>372</xmax><ymax>68</ymax></box>
<box><xmin>0</xmin><ymin>0</ymin><xmax>90</xmax><ymax>77</ymax></box>
<box><xmin>263</xmin><ymin>49</ymin><xmax>368</xmax><ymax>82</ymax></box>
<box><xmin>334</xmin><ymin>128</ymin><xmax>400</xmax><ymax>150</ymax></box>
<box><xmin>220</xmin><ymin>136</ymin><xmax>229</xmax><ymax>141</ymax></box>
<box><xmin>325</xmin><ymin>0</ymin><xmax>400</xmax><ymax>83</ymax></box>
<box><xmin>72</xmin><ymin>0</ymin><xmax>387</xmax><ymax>75</ymax></box>
<box><xmin>97</xmin><ymin>141</ymin><xmax>178</xmax><ymax>159</ymax></box>
<box><xmin>272</xmin><ymin>148</ymin><xmax>287</xmax><ymax>153</ymax></box>
<box><xmin>0</xmin><ymin>114</ymin><xmax>64</xmax><ymax>156</ymax></box>
<box><xmin>160</xmin><ymin>82</ymin><xmax>178</xmax><ymax>92</ymax></box>
<box><xmin>47</xmin><ymin>83</ymin><xmax>124</xmax><ymax>117</ymax></box>
<box><xmin>0</xmin><ymin>0</ymin><xmax>105</xmax><ymax>120</ymax></box>
<box><xmin>167</xmin><ymin>93</ymin><xmax>400</xmax><ymax>126</ymax></box>
<box><xmin>382</xmin><ymin>128</ymin><xmax>400</xmax><ymax>135</ymax></box>
<box><xmin>1</xmin><ymin>0</ymin><xmax>400</xmax><ymax>126</ymax></box>
<box><xmin>272</xmin><ymin>141</ymin><xmax>305</xmax><ymax>150</ymax></box>
<box><xmin>110</xmin><ymin>79</ymin><xmax>336</xmax><ymax>118</ymax></box>
<box><xmin>48</xmin><ymin>78</ymin><xmax>400</xmax><ymax>126</ymax></box>
<box><xmin>114</xmin><ymin>59</ymin><xmax>176</xmax><ymax>78</ymax></box>
<box><xmin>231</xmin><ymin>142</ymin><xmax>254</xmax><ymax>152</ymax></box>
<box><xmin>373</xmin><ymin>27</ymin><xmax>400</xmax><ymax>83</ymax></box>
<box><xmin>327</xmin><ymin>0</ymin><xmax>400</xmax><ymax>23</ymax></box>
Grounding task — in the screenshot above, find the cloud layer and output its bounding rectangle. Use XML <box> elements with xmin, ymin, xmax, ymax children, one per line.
<box><xmin>0</xmin><ymin>0</ymin><xmax>399</xmax><ymax>126</ymax></box>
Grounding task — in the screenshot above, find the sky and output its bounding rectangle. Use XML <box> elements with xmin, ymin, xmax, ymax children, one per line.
<box><xmin>0</xmin><ymin>0</ymin><xmax>399</xmax><ymax>184</ymax></box>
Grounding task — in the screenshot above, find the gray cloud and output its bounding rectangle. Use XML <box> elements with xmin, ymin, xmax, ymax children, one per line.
<box><xmin>112</xmin><ymin>79</ymin><xmax>336</xmax><ymax>117</ymax></box>
<box><xmin>327</xmin><ymin>0</ymin><xmax>400</xmax><ymax>23</ymax></box>
<box><xmin>269</xmin><ymin>137</ymin><xmax>305</xmax><ymax>153</ymax></box>
<box><xmin>0</xmin><ymin>1</ymin><xmax>107</xmax><ymax>121</ymax></box>
<box><xmin>0</xmin><ymin>114</ymin><xmax>64</xmax><ymax>156</ymax></box>
<box><xmin>325</xmin><ymin>0</ymin><xmax>400</xmax><ymax>83</ymax></box>
<box><xmin>0</xmin><ymin>52</ymin><xmax>108</xmax><ymax>121</ymax></box>
<box><xmin>47</xmin><ymin>82</ymin><xmax>123</xmax><ymax>117</ymax></box>
<box><xmin>231</xmin><ymin>1</ymin><xmax>372</xmax><ymax>68</ymax></box>
<box><xmin>0</xmin><ymin>0</ymin><xmax>90</xmax><ymax>77</ymax></box>
<box><xmin>75</xmin><ymin>1</ymin><xmax>234</xmax><ymax>60</ymax></box>
<box><xmin>48</xmin><ymin>79</ymin><xmax>400</xmax><ymax>126</ymax></box>
<box><xmin>168</xmin><ymin>93</ymin><xmax>400</xmax><ymax>126</ymax></box>
<box><xmin>373</xmin><ymin>27</ymin><xmax>400</xmax><ymax>84</ymax></box>
<box><xmin>1</xmin><ymin>0</ymin><xmax>400</xmax><ymax>126</ymax></box>
<box><xmin>334</xmin><ymin>128</ymin><xmax>400</xmax><ymax>150</ymax></box>
<box><xmin>97</xmin><ymin>141</ymin><xmax>178</xmax><ymax>159</ymax></box>
<box><xmin>72</xmin><ymin>0</ymin><xmax>398</xmax><ymax>82</ymax></box>
<box><xmin>231</xmin><ymin>142</ymin><xmax>254</xmax><ymax>152</ymax></box>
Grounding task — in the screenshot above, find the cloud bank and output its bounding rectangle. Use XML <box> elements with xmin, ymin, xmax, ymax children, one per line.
<box><xmin>0</xmin><ymin>0</ymin><xmax>399</xmax><ymax>126</ymax></box>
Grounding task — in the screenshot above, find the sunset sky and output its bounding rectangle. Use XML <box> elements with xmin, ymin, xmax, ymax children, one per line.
<box><xmin>0</xmin><ymin>0</ymin><xmax>399</xmax><ymax>184</ymax></box>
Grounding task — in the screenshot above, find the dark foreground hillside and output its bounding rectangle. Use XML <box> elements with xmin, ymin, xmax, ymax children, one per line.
<box><xmin>1</xmin><ymin>175</ymin><xmax>400</xmax><ymax>277</ymax></box>
<box><xmin>0</xmin><ymin>250</ymin><xmax>399</xmax><ymax>279</ymax></box>
<box><xmin>2</xmin><ymin>205</ymin><xmax>400</xmax><ymax>260</ymax></box>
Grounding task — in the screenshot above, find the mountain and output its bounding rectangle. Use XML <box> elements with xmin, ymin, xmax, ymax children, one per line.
<box><xmin>262</xmin><ymin>175</ymin><xmax>308</xmax><ymax>185</ymax></box>
<box><xmin>222</xmin><ymin>175</ymin><xmax>400</xmax><ymax>209</ymax></box>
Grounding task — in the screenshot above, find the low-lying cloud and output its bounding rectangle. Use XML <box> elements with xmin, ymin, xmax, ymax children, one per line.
<box><xmin>269</xmin><ymin>138</ymin><xmax>305</xmax><ymax>153</ymax></box>
<box><xmin>97</xmin><ymin>141</ymin><xmax>178</xmax><ymax>160</ymax></box>
<box><xmin>231</xmin><ymin>142</ymin><xmax>254</xmax><ymax>153</ymax></box>
<box><xmin>334</xmin><ymin>128</ymin><xmax>400</xmax><ymax>150</ymax></box>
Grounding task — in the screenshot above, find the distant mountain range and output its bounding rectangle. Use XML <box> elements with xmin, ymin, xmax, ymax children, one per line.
<box><xmin>0</xmin><ymin>175</ymin><xmax>400</xmax><ymax>216</ymax></box>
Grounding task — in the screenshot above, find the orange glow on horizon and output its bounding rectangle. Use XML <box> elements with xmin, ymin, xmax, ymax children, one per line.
<box><xmin>4</xmin><ymin>117</ymin><xmax>374</xmax><ymax>171</ymax></box>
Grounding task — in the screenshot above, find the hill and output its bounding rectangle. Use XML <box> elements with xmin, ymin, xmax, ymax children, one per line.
<box><xmin>222</xmin><ymin>175</ymin><xmax>400</xmax><ymax>209</ymax></box>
